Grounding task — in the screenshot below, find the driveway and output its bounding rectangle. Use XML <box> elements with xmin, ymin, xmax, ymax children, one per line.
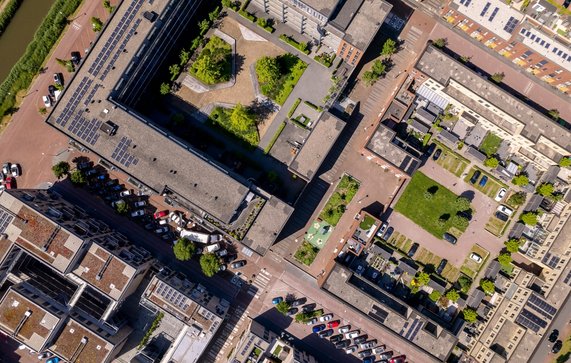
<box><xmin>387</xmin><ymin>159</ymin><xmax>503</xmax><ymax>266</ymax></box>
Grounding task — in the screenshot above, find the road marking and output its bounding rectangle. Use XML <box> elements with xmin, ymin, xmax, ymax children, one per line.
<box><xmin>241</xmin><ymin>246</ymin><xmax>254</xmax><ymax>257</ymax></box>
<box><xmin>247</xmin><ymin>270</ymin><xmax>272</xmax><ymax>298</ymax></box>
<box><xmin>72</xmin><ymin>22</ymin><xmax>82</xmax><ymax>30</ymax></box>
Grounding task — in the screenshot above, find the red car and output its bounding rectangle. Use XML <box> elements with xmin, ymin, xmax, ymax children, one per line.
<box><xmin>153</xmin><ymin>210</ymin><xmax>169</xmax><ymax>219</ymax></box>
<box><xmin>389</xmin><ymin>355</ymin><xmax>406</xmax><ymax>363</ymax></box>
<box><xmin>327</xmin><ymin>320</ymin><xmax>340</xmax><ymax>329</ymax></box>
<box><xmin>5</xmin><ymin>177</ymin><xmax>15</xmax><ymax>190</ymax></box>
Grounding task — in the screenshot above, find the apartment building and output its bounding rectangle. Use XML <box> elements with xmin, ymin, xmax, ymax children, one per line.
<box><xmin>441</xmin><ymin>0</ymin><xmax>571</xmax><ymax>93</ymax></box>
<box><xmin>413</xmin><ymin>45</ymin><xmax>571</xmax><ymax>172</ymax></box>
<box><xmin>249</xmin><ymin>0</ymin><xmax>392</xmax><ymax>66</ymax></box>
<box><xmin>141</xmin><ymin>272</ymin><xmax>229</xmax><ymax>363</ymax></box>
<box><xmin>230</xmin><ymin>317</ymin><xmax>318</xmax><ymax>363</ymax></box>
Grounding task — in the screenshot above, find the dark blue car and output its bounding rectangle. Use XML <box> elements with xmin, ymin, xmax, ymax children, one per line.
<box><xmin>312</xmin><ymin>324</ymin><xmax>326</xmax><ymax>333</ymax></box>
<box><xmin>479</xmin><ymin>175</ymin><xmax>488</xmax><ymax>187</ymax></box>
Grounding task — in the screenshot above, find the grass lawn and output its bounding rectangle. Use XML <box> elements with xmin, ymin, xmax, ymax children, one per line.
<box><xmin>479</xmin><ymin>132</ymin><xmax>502</xmax><ymax>157</ymax></box>
<box><xmin>415</xmin><ymin>246</ymin><xmax>442</xmax><ymax>266</ymax></box>
<box><xmin>318</xmin><ymin>175</ymin><xmax>360</xmax><ymax>226</ymax></box>
<box><xmin>394</xmin><ymin>172</ymin><xmax>469</xmax><ymax>238</ymax></box>
<box><xmin>551</xmin><ymin>336</ymin><xmax>571</xmax><ymax>363</ymax></box>
<box><xmin>190</xmin><ymin>36</ymin><xmax>232</xmax><ymax>85</ymax></box>
<box><xmin>464</xmin><ymin>166</ymin><xmax>506</xmax><ymax>198</ymax></box>
<box><xmin>209</xmin><ymin>106</ymin><xmax>259</xmax><ymax>146</ymax></box>
<box><xmin>294</xmin><ymin>241</ymin><xmax>318</xmax><ymax>266</ymax></box>
<box><xmin>360</xmin><ymin>215</ymin><xmax>375</xmax><ymax>230</ymax></box>
<box><xmin>461</xmin><ymin>244</ymin><xmax>489</xmax><ymax>278</ymax></box>
<box><xmin>264</xmin><ymin>120</ymin><xmax>286</xmax><ymax>154</ymax></box>
<box><xmin>441</xmin><ymin>264</ymin><xmax>461</xmax><ymax>283</ymax></box>
<box><xmin>485</xmin><ymin>214</ymin><xmax>509</xmax><ymax>237</ymax></box>
<box><xmin>433</xmin><ymin>140</ymin><xmax>469</xmax><ymax>177</ymax></box>
<box><xmin>256</xmin><ymin>54</ymin><xmax>307</xmax><ymax>105</ymax></box>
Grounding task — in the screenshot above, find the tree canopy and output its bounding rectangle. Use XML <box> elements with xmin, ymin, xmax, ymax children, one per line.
<box><xmin>454</xmin><ymin>196</ymin><xmax>471</xmax><ymax>211</ymax></box>
<box><xmin>200</xmin><ymin>253</ymin><xmax>221</xmax><ymax>277</ymax></box>
<box><xmin>463</xmin><ymin>308</ymin><xmax>478</xmax><ymax>323</ymax></box>
<box><xmin>484</xmin><ymin>157</ymin><xmax>499</xmax><ymax>168</ymax></box>
<box><xmin>445</xmin><ymin>289</ymin><xmax>460</xmax><ymax>302</ymax></box>
<box><xmin>255</xmin><ymin>56</ymin><xmax>280</xmax><ymax>90</ymax></box>
<box><xmin>91</xmin><ymin>17</ymin><xmax>103</xmax><ymax>32</ymax></box>
<box><xmin>480</xmin><ymin>279</ymin><xmax>495</xmax><ymax>295</ymax></box>
<box><xmin>381</xmin><ymin>39</ymin><xmax>397</xmax><ymax>57</ymax></box>
<box><xmin>429</xmin><ymin>290</ymin><xmax>441</xmax><ymax>302</ymax></box>
<box><xmin>504</xmin><ymin>238</ymin><xmax>521</xmax><ymax>253</ymax></box>
<box><xmin>512</xmin><ymin>174</ymin><xmax>529</xmax><ymax>186</ymax></box>
<box><xmin>230</xmin><ymin>104</ymin><xmax>255</xmax><ymax>132</ymax></box>
<box><xmin>52</xmin><ymin>161</ymin><xmax>70</xmax><ymax>179</ymax></box>
<box><xmin>70</xmin><ymin>170</ymin><xmax>86</xmax><ymax>185</ymax></box>
<box><xmin>559</xmin><ymin>156</ymin><xmax>571</xmax><ymax>168</ymax></box>
<box><xmin>190</xmin><ymin>36</ymin><xmax>231</xmax><ymax>85</ymax></box>
<box><xmin>276</xmin><ymin>301</ymin><xmax>290</xmax><ymax>315</ymax></box>
<box><xmin>498</xmin><ymin>253</ymin><xmax>512</xmax><ymax>266</ymax></box>
<box><xmin>507</xmin><ymin>192</ymin><xmax>525</xmax><ymax>206</ymax></box>
<box><xmin>536</xmin><ymin>183</ymin><xmax>555</xmax><ymax>197</ymax></box>
<box><xmin>520</xmin><ymin>212</ymin><xmax>538</xmax><ymax>226</ymax></box>
<box><xmin>173</xmin><ymin>238</ymin><xmax>196</xmax><ymax>261</ymax></box>
<box><xmin>451</xmin><ymin>215</ymin><xmax>469</xmax><ymax>230</ymax></box>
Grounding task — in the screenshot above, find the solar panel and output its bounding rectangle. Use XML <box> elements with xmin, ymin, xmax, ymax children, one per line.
<box><xmin>111</xmin><ymin>137</ymin><xmax>139</xmax><ymax>167</ymax></box>
<box><xmin>503</xmin><ymin>17</ymin><xmax>518</xmax><ymax>33</ymax></box>
<box><xmin>527</xmin><ymin>294</ymin><xmax>557</xmax><ymax>316</ymax></box>
<box><xmin>480</xmin><ymin>2</ymin><xmax>491</xmax><ymax>16</ymax></box>
<box><xmin>464</xmin><ymin>0</ymin><xmax>472</xmax><ymax>6</ymax></box>
<box><xmin>488</xmin><ymin>7</ymin><xmax>499</xmax><ymax>21</ymax></box>
<box><xmin>516</xmin><ymin>309</ymin><xmax>547</xmax><ymax>333</ymax></box>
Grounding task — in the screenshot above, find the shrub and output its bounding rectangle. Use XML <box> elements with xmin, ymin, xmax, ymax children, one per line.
<box><xmin>451</xmin><ymin>215</ymin><xmax>469</xmax><ymax>230</ymax></box>
<box><xmin>314</xmin><ymin>52</ymin><xmax>336</xmax><ymax>67</ymax></box>
<box><xmin>52</xmin><ymin>161</ymin><xmax>70</xmax><ymax>179</ymax></box>
<box><xmin>173</xmin><ymin>238</ymin><xmax>196</xmax><ymax>261</ymax></box>
<box><xmin>445</xmin><ymin>289</ymin><xmax>460</xmax><ymax>302</ymax></box>
<box><xmin>294</xmin><ymin>241</ymin><xmax>319</xmax><ymax>266</ymax></box>
<box><xmin>429</xmin><ymin>290</ymin><xmax>441</xmax><ymax>302</ymax></box>
<box><xmin>412</xmin><ymin>272</ymin><xmax>430</xmax><ymax>287</ymax></box>
<box><xmin>462</xmin><ymin>308</ymin><xmax>478</xmax><ymax>323</ymax></box>
<box><xmin>279</xmin><ymin>34</ymin><xmax>310</xmax><ymax>54</ymax></box>
<box><xmin>490</xmin><ymin>72</ymin><xmax>505</xmax><ymax>83</ymax></box>
<box><xmin>559</xmin><ymin>156</ymin><xmax>571</xmax><ymax>167</ymax></box>
<box><xmin>91</xmin><ymin>17</ymin><xmax>103</xmax><ymax>32</ymax></box>
<box><xmin>433</xmin><ymin>38</ymin><xmax>447</xmax><ymax>48</ymax></box>
<box><xmin>138</xmin><ymin>312</ymin><xmax>164</xmax><ymax>349</ymax></box>
<box><xmin>0</xmin><ymin>0</ymin><xmax>23</xmax><ymax>35</ymax></box>
<box><xmin>116</xmin><ymin>201</ymin><xmax>129</xmax><ymax>214</ymax></box>
<box><xmin>484</xmin><ymin>157</ymin><xmax>499</xmax><ymax>168</ymax></box>
<box><xmin>454</xmin><ymin>196</ymin><xmax>471</xmax><ymax>211</ymax></box>
<box><xmin>70</xmin><ymin>170</ymin><xmax>86</xmax><ymax>185</ymax></box>
<box><xmin>276</xmin><ymin>301</ymin><xmax>290</xmax><ymax>315</ymax></box>
<box><xmin>480</xmin><ymin>279</ymin><xmax>495</xmax><ymax>295</ymax></box>
<box><xmin>458</xmin><ymin>275</ymin><xmax>472</xmax><ymax>293</ymax></box>
<box><xmin>103</xmin><ymin>0</ymin><xmax>115</xmax><ymax>13</ymax></box>
<box><xmin>190</xmin><ymin>36</ymin><xmax>232</xmax><ymax>85</ymax></box>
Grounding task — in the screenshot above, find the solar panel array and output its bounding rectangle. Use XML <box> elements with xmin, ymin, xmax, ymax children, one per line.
<box><xmin>459</xmin><ymin>0</ymin><xmax>473</xmax><ymax>5</ymax></box>
<box><xmin>480</xmin><ymin>2</ymin><xmax>491</xmax><ymax>16</ymax></box>
<box><xmin>155</xmin><ymin>281</ymin><xmax>190</xmax><ymax>310</ymax></box>
<box><xmin>564</xmin><ymin>270</ymin><xmax>571</xmax><ymax>286</ymax></box>
<box><xmin>516</xmin><ymin>308</ymin><xmax>547</xmax><ymax>333</ymax></box>
<box><xmin>84</xmin><ymin>84</ymin><xmax>101</xmax><ymax>106</ymax></box>
<box><xmin>55</xmin><ymin>76</ymin><xmax>93</xmax><ymax>127</ymax></box>
<box><xmin>527</xmin><ymin>294</ymin><xmax>557</xmax><ymax>319</ymax></box>
<box><xmin>111</xmin><ymin>137</ymin><xmax>139</xmax><ymax>167</ymax></box>
<box><xmin>503</xmin><ymin>16</ymin><xmax>518</xmax><ymax>33</ymax></box>
<box><xmin>68</xmin><ymin>116</ymin><xmax>102</xmax><ymax>146</ymax></box>
<box><xmin>101</xmin><ymin>18</ymin><xmax>142</xmax><ymax>81</ymax></box>
<box><xmin>0</xmin><ymin>208</ymin><xmax>14</xmax><ymax>233</ymax></box>
<box><xmin>488</xmin><ymin>7</ymin><xmax>499</xmax><ymax>21</ymax></box>
<box><xmin>88</xmin><ymin>0</ymin><xmax>144</xmax><ymax>77</ymax></box>
<box><xmin>542</xmin><ymin>252</ymin><xmax>560</xmax><ymax>269</ymax></box>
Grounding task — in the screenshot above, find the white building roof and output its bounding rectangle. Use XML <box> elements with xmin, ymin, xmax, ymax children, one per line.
<box><xmin>453</xmin><ymin>0</ymin><xmax>524</xmax><ymax>40</ymax></box>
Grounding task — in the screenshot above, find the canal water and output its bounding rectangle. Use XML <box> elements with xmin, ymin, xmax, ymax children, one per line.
<box><xmin>0</xmin><ymin>0</ymin><xmax>55</xmax><ymax>82</ymax></box>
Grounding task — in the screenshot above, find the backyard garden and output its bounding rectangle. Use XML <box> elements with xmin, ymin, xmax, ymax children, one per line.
<box><xmin>255</xmin><ymin>53</ymin><xmax>308</xmax><ymax>105</ymax></box>
<box><xmin>190</xmin><ymin>35</ymin><xmax>232</xmax><ymax>85</ymax></box>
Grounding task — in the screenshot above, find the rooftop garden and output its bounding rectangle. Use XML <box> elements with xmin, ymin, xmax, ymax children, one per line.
<box><xmin>479</xmin><ymin>132</ymin><xmax>502</xmax><ymax>157</ymax></box>
<box><xmin>255</xmin><ymin>53</ymin><xmax>307</xmax><ymax>105</ymax></box>
<box><xmin>190</xmin><ymin>35</ymin><xmax>232</xmax><ymax>85</ymax></box>
<box><xmin>209</xmin><ymin>103</ymin><xmax>259</xmax><ymax>146</ymax></box>
<box><xmin>394</xmin><ymin>172</ymin><xmax>471</xmax><ymax>238</ymax></box>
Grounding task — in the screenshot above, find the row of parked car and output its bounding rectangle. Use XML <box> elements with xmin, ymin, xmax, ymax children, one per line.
<box><xmin>0</xmin><ymin>162</ymin><xmax>21</xmax><ymax>190</ymax></box>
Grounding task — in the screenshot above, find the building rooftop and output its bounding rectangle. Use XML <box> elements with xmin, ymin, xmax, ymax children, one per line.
<box><xmin>516</xmin><ymin>20</ymin><xmax>571</xmax><ymax>72</ymax></box>
<box><xmin>299</xmin><ymin>0</ymin><xmax>341</xmax><ymax>20</ymax></box>
<box><xmin>415</xmin><ymin>46</ymin><xmax>571</xmax><ymax>153</ymax></box>
<box><xmin>366</xmin><ymin>125</ymin><xmax>421</xmax><ymax>175</ymax></box>
<box><xmin>450</xmin><ymin>0</ymin><xmax>524</xmax><ymax>40</ymax></box>
<box><xmin>410</xmin><ymin>120</ymin><xmax>431</xmax><ymax>134</ymax></box>
<box><xmin>45</xmin><ymin>0</ymin><xmax>256</xmax><ymax>224</ymax></box>
<box><xmin>339</xmin><ymin>0</ymin><xmax>391</xmax><ymax>50</ymax></box>
<box><xmin>242</xmin><ymin>196</ymin><xmax>293</xmax><ymax>255</ymax></box>
<box><xmin>0</xmin><ymin>288</ymin><xmax>62</xmax><ymax>352</ymax></box>
<box><xmin>289</xmin><ymin>111</ymin><xmax>345</xmax><ymax>181</ymax></box>
<box><xmin>466</xmin><ymin>146</ymin><xmax>487</xmax><ymax>163</ymax></box>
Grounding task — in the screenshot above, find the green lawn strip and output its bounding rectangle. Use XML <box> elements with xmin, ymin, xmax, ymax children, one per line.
<box><xmin>485</xmin><ymin>215</ymin><xmax>507</xmax><ymax>236</ymax></box>
<box><xmin>394</xmin><ymin>172</ymin><xmax>469</xmax><ymax>238</ymax></box>
<box><xmin>318</xmin><ymin>175</ymin><xmax>360</xmax><ymax>226</ymax></box>
<box><xmin>464</xmin><ymin>166</ymin><xmax>508</xmax><ymax>197</ymax></box>
<box><xmin>479</xmin><ymin>133</ymin><xmax>502</xmax><ymax>157</ymax></box>
<box><xmin>209</xmin><ymin>106</ymin><xmax>259</xmax><ymax>146</ymax></box>
<box><xmin>190</xmin><ymin>36</ymin><xmax>232</xmax><ymax>85</ymax></box>
<box><xmin>294</xmin><ymin>241</ymin><xmax>318</xmax><ymax>266</ymax></box>
<box><xmin>264</xmin><ymin>120</ymin><xmax>286</xmax><ymax>154</ymax></box>
<box><xmin>275</xmin><ymin>58</ymin><xmax>307</xmax><ymax>105</ymax></box>
<box><xmin>433</xmin><ymin>139</ymin><xmax>469</xmax><ymax>176</ymax></box>
<box><xmin>460</xmin><ymin>265</ymin><xmax>477</xmax><ymax>278</ymax></box>
<box><xmin>360</xmin><ymin>215</ymin><xmax>375</xmax><ymax>230</ymax></box>
<box><xmin>287</xmin><ymin>98</ymin><xmax>301</xmax><ymax>118</ymax></box>
<box><xmin>441</xmin><ymin>264</ymin><xmax>460</xmax><ymax>283</ymax></box>
<box><xmin>279</xmin><ymin>34</ymin><xmax>310</xmax><ymax>54</ymax></box>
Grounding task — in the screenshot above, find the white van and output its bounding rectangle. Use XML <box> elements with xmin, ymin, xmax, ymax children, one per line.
<box><xmin>205</xmin><ymin>243</ymin><xmax>220</xmax><ymax>253</ymax></box>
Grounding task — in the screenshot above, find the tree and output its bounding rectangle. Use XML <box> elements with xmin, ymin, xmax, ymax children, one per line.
<box><xmin>548</xmin><ymin>109</ymin><xmax>560</xmax><ymax>121</ymax></box>
<box><xmin>480</xmin><ymin>279</ymin><xmax>495</xmax><ymax>295</ymax></box>
<box><xmin>70</xmin><ymin>170</ymin><xmax>86</xmax><ymax>185</ymax></box>
<box><xmin>371</xmin><ymin>60</ymin><xmax>386</xmax><ymax>76</ymax></box>
<box><xmin>179</xmin><ymin>49</ymin><xmax>190</xmax><ymax>66</ymax></box>
<box><xmin>484</xmin><ymin>157</ymin><xmax>499</xmax><ymax>168</ymax></box>
<box><xmin>52</xmin><ymin>161</ymin><xmax>70</xmax><ymax>179</ymax></box>
<box><xmin>416</xmin><ymin>272</ymin><xmax>430</xmax><ymax>286</ymax></box>
<box><xmin>191</xmin><ymin>36</ymin><xmax>203</xmax><ymax>51</ymax></box>
<box><xmin>520</xmin><ymin>211</ymin><xmax>538</xmax><ymax>226</ymax></box>
<box><xmin>91</xmin><ymin>17</ymin><xmax>103</xmax><ymax>32</ymax></box>
<box><xmin>230</xmin><ymin>104</ymin><xmax>255</xmax><ymax>132</ymax></box>
<box><xmin>460</xmin><ymin>55</ymin><xmax>471</xmax><ymax>63</ymax></box>
<box><xmin>173</xmin><ymin>238</ymin><xmax>196</xmax><ymax>261</ymax></box>
<box><xmin>199</xmin><ymin>19</ymin><xmax>210</xmax><ymax>35</ymax></box>
<box><xmin>209</xmin><ymin>6</ymin><xmax>220</xmax><ymax>22</ymax></box>
<box><xmin>200</xmin><ymin>253</ymin><xmax>221</xmax><ymax>277</ymax></box>
<box><xmin>38</xmin><ymin>107</ymin><xmax>47</xmax><ymax>115</ymax></box>
<box><xmin>498</xmin><ymin>252</ymin><xmax>512</xmax><ymax>266</ymax></box>
<box><xmin>169</xmin><ymin>64</ymin><xmax>181</xmax><ymax>81</ymax></box>
<box><xmin>445</xmin><ymin>289</ymin><xmax>460</xmax><ymax>303</ymax></box>
<box><xmin>103</xmin><ymin>0</ymin><xmax>115</xmax><ymax>13</ymax></box>
<box><xmin>362</xmin><ymin>70</ymin><xmax>379</xmax><ymax>86</ymax></box>
<box><xmin>433</xmin><ymin>38</ymin><xmax>447</xmax><ymax>48</ymax></box>
<box><xmin>490</xmin><ymin>72</ymin><xmax>505</xmax><ymax>83</ymax></box>
<box><xmin>160</xmin><ymin>82</ymin><xmax>170</xmax><ymax>95</ymax></box>
<box><xmin>116</xmin><ymin>201</ymin><xmax>129</xmax><ymax>214</ymax></box>
<box><xmin>454</xmin><ymin>196</ymin><xmax>471</xmax><ymax>211</ymax></box>
<box><xmin>507</xmin><ymin>192</ymin><xmax>526</xmax><ymax>206</ymax></box>
<box><xmin>428</xmin><ymin>290</ymin><xmax>441</xmax><ymax>302</ymax></box>
<box><xmin>221</xmin><ymin>0</ymin><xmax>233</xmax><ymax>7</ymax></box>
<box><xmin>451</xmin><ymin>215</ymin><xmax>469</xmax><ymax>230</ymax></box>
<box><xmin>462</xmin><ymin>308</ymin><xmax>478</xmax><ymax>323</ymax></box>
<box><xmin>457</xmin><ymin>275</ymin><xmax>472</xmax><ymax>293</ymax></box>
<box><xmin>559</xmin><ymin>156</ymin><xmax>571</xmax><ymax>167</ymax></box>
<box><xmin>512</xmin><ymin>174</ymin><xmax>529</xmax><ymax>187</ymax></box>
<box><xmin>381</xmin><ymin>38</ymin><xmax>397</xmax><ymax>57</ymax></box>
<box><xmin>504</xmin><ymin>238</ymin><xmax>521</xmax><ymax>253</ymax></box>
<box><xmin>276</xmin><ymin>301</ymin><xmax>290</xmax><ymax>315</ymax></box>
<box><xmin>536</xmin><ymin>183</ymin><xmax>555</xmax><ymax>197</ymax></box>
<box><xmin>255</xmin><ymin>56</ymin><xmax>280</xmax><ymax>88</ymax></box>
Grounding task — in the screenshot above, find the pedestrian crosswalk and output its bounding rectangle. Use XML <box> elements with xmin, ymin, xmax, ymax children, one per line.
<box><xmin>246</xmin><ymin>269</ymin><xmax>272</xmax><ymax>298</ymax></box>
<box><xmin>72</xmin><ymin>22</ymin><xmax>82</xmax><ymax>30</ymax></box>
<box><xmin>203</xmin><ymin>305</ymin><xmax>248</xmax><ymax>362</ymax></box>
<box><xmin>241</xmin><ymin>246</ymin><xmax>254</xmax><ymax>257</ymax></box>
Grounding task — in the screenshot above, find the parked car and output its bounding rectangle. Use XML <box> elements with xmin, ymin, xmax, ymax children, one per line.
<box><xmin>130</xmin><ymin>209</ymin><xmax>145</xmax><ymax>217</ymax></box>
<box><xmin>552</xmin><ymin>340</ymin><xmax>563</xmax><ymax>354</ymax></box>
<box><xmin>470</xmin><ymin>253</ymin><xmax>483</xmax><ymax>263</ymax></box>
<box><xmin>5</xmin><ymin>177</ymin><xmax>15</xmax><ymax>189</ymax></box>
<box><xmin>344</xmin><ymin>345</ymin><xmax>358</xmax><ymax>354</ymax></box>
<box><xmin>335</xmin><ymin>339</ymin><xmax>351</xmax><ymax>349</ymax></box>
<box><xmin>327</xmin><ymin>320</ymin><xmax>340</xmax><ymax>329</ymax></box>
<box><xmin>53</xmin><ymin>73</ymin><xmax>63</xmax><ymax>86</ymax></box>
<box><xmin>383</xmin><ymin>226</ymin><xmax>394</xmax><ymax>241</ymax></box>
<box><xmin>154</xmin><ymin>226</ymin><xmax>169</xmax><ymax>234</ymax></box>
<box><xmin>71</xmin><ymin>51</ymin><xmax>81</xmax><ymax>65</ymax></box>
<box><xmin>497</xmin><ymin>205</ymin><xmax>514</xmax><ymax>216</ymax></box>
<box><xmin>389</xmin><ymin>355</ymin><xmax>407</xmax><ymax>363</ymax></box>
<box><xmin>48</xmin><ymin>85</ymin><xmax>56</xmax><ymax>97</ymax></box>
<box><xmin>302</xmin><ymin>303</ymin><xmax>316</xmax><ymax>313</ymax></box>
<box><xmin>408</xmin><ymin>242</ymin><xmax>419</xmax><ymax>258</ymax></box>
<box><xmin>319</xmin><ymin>314</ymin><xmax>333</xmax><ymax>322</ymax></box>
<box><xmin>119</xmin><ymin>189</ymin><xmax>132</xmax><ymax>197</ymax></box>
<box><xmin>0</xmin><ymin>172</ymin><xmax>4</xmax><ymax>183</ymax></box>
<box><xmin>231</xmin><ymin>260</ymin><xmax>246</xmax><ymax>269</ymax></box>
<box><xmin>353</xmin><ymin>335</ymin><xmax>368</xmax><ymax>344</ymax></box>
<box><xmin>46</xmin><ymin>358</ymin><xmax>61</xmax><ymax>363</ymax></box>
<box><xmin>360</xmin><ymin>339</ymin><xmax>377</xmax><ymax>349</ymax></box>
<box><xmin>134</xmin><ymin>200</ymin><xmax>147</xmax><ymax>207</ymax></box>
<box><xmin>379</xmin><ymin>351</ymin><xmax>394</xmax><ymax>360</ymax></box>
<box><xmin>2</xmin><ymin>163</ymin><xmax>10</xmax><ymax>175</ymax></box>
<box><xmin>338</xmin><ymin>325</ymin><xmax>351</xmax><ymax>334</ymax></box>
<box><xmin>376</xmin><ymin>223</ymin><xmax>388</xmax><ymax>237</ymax></box>
<box><xmin>43</xmin><ymin>95</ymin><xmax>52</xmax><ymax>107</ymax></box>
<box><xmin>330</xmin><ymin>334</ymin><xmax>343</xmax><ymax>343</ymax></box>
<box><xmin>373</xmin><ymin>345</ymin><xmax>386</xmax><ymax>354</ymax></box>
<box><xmin>205</xmin><ymin>243</ymin><xmax>220</xmax><ymax>253</ymax></box>
<box><xmin>436</xmin><ymin>259</ymin><xmax>448</xmax><ymax>275</ymax></box>
<box><xmin>495</xmin><ymin>211</ymin><xmax>509</xmax><ymax>221</ymax></box>
<box><xmin>305</xmin><ymin>318</ymin><xmax>318</xmax><ymax>325</ymax></box>
<box><xmin>10</xmin><ymin>164</ymin><xmax>20</xmax><ymax>177</ymax></box>
<box><xmin>548</xmin><ymin>329</ymin><xmax>559</xmax><ymax>343</ymax></box>
<box><xmin>153</xmin><ymin>210</ymin><xmax>169</xmax><ymax>219</ymax></box>
<box><xmin>432</xmin><ymin>148</ymin><xmax>442</xmax><ymax>160</ymax></box>
<box><xmin>469</xmin><ymin>170</ymin><xmax>481</xmax><ymax>184</ymax></box>
<box><xmin>443</xmin><ymin>233</ymin><xmax>457</xmax><ymax>245</ymax></box>
<box><xmin>345</xmin><ymin>330</ymin><xmax>360</xmax><ymax>339</ymax></box>
<box><xmin>495</xmin><ymin>188</ymin><xmax>507</xmax><ymax>202</ymax></box>
<box><xmin>291</xmin><ymin>297</ymin><xmax>307</xmax><ymax>307</ymax></box>
<box><xmin>312</xmin><ymin>324</ymin><xmax>326</xmax><ymax>333</ymax></box>
<box><xmin>479</xmin><ymin>175</ymin><xmax>488</xmax><ymax>187</ymax></box>
<box><xmin>169</xmin><ymin>211</ymin><xmax>184</xmax><ymax>225</ymax></box>
<box><xmin>362</xmin><ymin>357</ymin><xmax>375</xmax><ymax>363</ymax></box>
<box><xmin>272</xmin><ymin>297</ymin><xmax>283</xmax><ymax>305</ymax></box>
<box><xmin>318</xmin><ymin>329</ymin><xmax>334</xmax><ymax>338</ymax></box>
<box><xmin>426</xmin><ymin>142</ymin><xmax>436</xmax><ymax>156</ymax></box>
<box><xmin>357</xmin><ymin>349</ymin><xmax>373</xmax><ymax>358</ymax></box>
<box><xmin>38</xmin><ymin>352</ymin><xmax>53</xmax><ymax>359</ymax></box>
<box><xmin>215</xmin><ymin>249</ymin><xmax>227</xmax><ymax>257</ymax></box>
<box><xmin>287</xmin><ymin>307</ymin><xmax>298</xmax><ymax>316</ymax></box>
